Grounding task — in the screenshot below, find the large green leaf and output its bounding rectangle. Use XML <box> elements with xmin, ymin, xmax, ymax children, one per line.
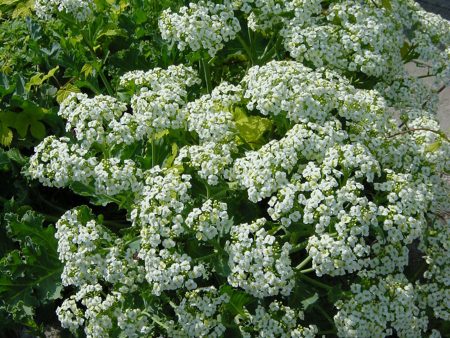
<box><xmin>233</xmin><ymin>106</ymin><xmax>272</xmax><ymax>147</ymax></box>
<box><xmin>0</xmin><ymin>211</ymin><xmax>62</xmax><ymax>328</ymax></box>
<box><xmin>0</xmin><ymin>97</ymin><xmax>48</xmax><ymax>140</ymax></box>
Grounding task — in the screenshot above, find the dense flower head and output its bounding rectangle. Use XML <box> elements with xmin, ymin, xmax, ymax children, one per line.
<box><xmin>35</xmin><ymin>0</ymin><xmax>95</xmax><ymax>21</ymax></box>
<box><xmin>167</xmin><ymin>287</ymin><xmax>230</xmax><ymax>337</ymax></box>
<box><xmin>26</xmin><ymin>0</ymin><xmax>450</xmax><ymax>336</ymax></box>
<box><xmin>226</xmin><ymin>218</ymin><xmax>295</xmax><ymax>298</ymax></box>
<box><xmin>159</xmin><ymin>0</ymin><xmax>241</xmax><ymax>57</ymax></box>
<box><xmin>334</xmin><ymin>274</ymin><xmax>429</xmax><ymax>338</ymax></box>
<box><xmin>236</xmin><ymin>300</ymin><xmax>318</xmax><ymax>337</ymax></box>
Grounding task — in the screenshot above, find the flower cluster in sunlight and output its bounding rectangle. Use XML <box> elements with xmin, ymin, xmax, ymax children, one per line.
<box><xmin>26</xmin><ymin>0</ymin><xmax>450</xmax><ymax>337</ymax></box>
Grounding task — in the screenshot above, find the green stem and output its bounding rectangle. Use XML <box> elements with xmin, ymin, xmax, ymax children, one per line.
<box><xmin>317</xmin><ymin>305</ymin><xmax>335</xmax><ymax>327</ymax></box>
<box><xmin>236</xmin><ymin>34</ymin><xmax>254</xmax><ymax>64</ymax></box>
<box><xmin>295</xmin><ymin>255</ymin><xmax>312</xmax><ymax>270</ymax></box>
<box><xmin>151</xmin><ymin>139</ymin><xmax>155</xmax><ymax>167</ymax></box>
<box><xmin>298</xmin><ymin>273</ymin><xmax>332</xmax><ymax>291</ymax></box>
<box><xmin>80</xmin><ymin>31</ymin><xmax>114</xmax><ymax>96</ymax></box>
<box><xmin>98</xmin><ymin>69</ymin><xmax>114</xmax><ymax>96</ymax></box>
<box><xmin>200</xmin><ymin>58</ymin><xmax>212</xmax><ymax>94</ymax></box>
<box><xmin>290</xmin><ymin>240</ymin><xmax>309</xmax><ymax>254</ymax></box>
<box><xmin>300</xmin><ymin>267</ymin><xmax>315</xmax><ymax>274</ymax></box>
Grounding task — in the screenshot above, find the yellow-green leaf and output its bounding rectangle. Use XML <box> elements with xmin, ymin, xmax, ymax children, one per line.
<box><xmin>11</xmin><ymin>0</ymin><xmax>33</xmax><ymax>18</ymax></box>
<box><xmin>25</xmin><ymin>66</ymin><xmax>59</xmax><ymax>92</ymax></box>
<box><xmin>381</xmin><ymin>0</ymin><xmax>392</xmax><ymax>11</ymax></box>
<box><xmin>56</xmin><ymin>82</ymin><xmax>80</xmax><ymax>104</ymax></box>
<box><xmin>425</xmin><ymin>140</ymin><xmax>442</xmax><ymax>153</ymax></box>
<box><xmin>233</xmin><ymin>107</ymin><xmax>272</xmax><ymax>146</ymax></box>
<box><xmin>153</xmin><ymin>129</ymin><xmax>169</xmax><ymax>140</ymax></box>
<box><xmin>97</xmin><ymin>28</ymin><xmax>125</xmax><ymax>40</ymax></box>
<box><xmin>163</xmin><ymin>143</ymin><xmax>178</xmax><ymax>168</ymax></box>
<box><xmin>0</xmin><ymin>124</ymin><xmax>13</xmax><ymax>146</ymax></box>
<box><xmin>81</xmin><ymin>63</ymin><xmax>94</xmax><ymax>78</ymax></box>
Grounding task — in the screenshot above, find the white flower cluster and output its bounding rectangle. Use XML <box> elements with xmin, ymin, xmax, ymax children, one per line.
<box><xmin>232</xmin><ymin>120</ymin><xmax>347</xmax><ymax>202</ymax></box>
<box><xmin>62</xmin><ymin>290</ymin><xmax>152</xmax><ymax>338</ymax></box>
<box><xmin>35</xmin><ymin>0</ymin><xmax>95</xmax><ymax>21</ymax></box>
<box><xmin>59</xmin><ymin>93</ymin><xmax>127</xmax><ymax>149</ymax></box>
<box><xmin>283</xmin><ymin>1</ymin><xmax>404</xmax><ymax>78</ymax></box>
<box><xmin>131</xmin><ymin>167</ymin><xmax>209</xmax><ymax>295</ymax></box>
<box><xmin>375</xmin><ymin>116</ymin><xmax>450</xmax><ymax>175</ymax></box>
<box><xmin>232</xmin><ymin>0</ymin><xmax>293</xmax><ymax>31</ymax></box>
<box><xmin>409</xmin><ymin>6</ymin><xmax>450</xmax><ymax>82</ymax></box>
<box><xmin>93</xmin><ymin>158</ymin><xmax>143</xmax><ymax>197</ymax></box>
<box><xmin>301</xmin><ymin>144</ymin><xmax>380</xmax><ymax>276</ymax></box>
<box><xmin>55</xmin><ymin>207</ymin><xmax>148</xmax><ymax>338</ymax></box>
<box><xmin>334</xmin><ymin>274</ymin><xmax>429</xmax><ymax>338</ymax></box>
<box><xmin>119</xmin><ymin>64</ymin><xmax>200</xmax><ymax>89</ymax></box>
<box><xmin>124</xmin><ymin>71</ymin><xmax>198</xmax><ymax>143</ymax></box>
<box><xmin>55</xmin><ymin>206</ymin><xmax>114</xmax><ymax>287</ymax></box>
<box><xmin>112</xmin><ymin>65</ymin><xmax>200</xmax><ymax>144</ymax></box>
<box><xmin>242</xmin><ymin>61</ymin><xmax>387</xmax><ymax>129</ymax></box>
<box><xmin>56</xmin><ymin>207</ymin><xmax>144</xmax><ymax>288</ymax></box>
<box><xmin>186</xmin><ymin>82</ymin><xmax>241</xmax><ymax>143</ymax></box>
<box><xmin>185</xmin><ymin>199</ymin><xmax>233</xmax><ymax>241</ymax></box>
<box><xmin>417</xmin><ymin>218</ymin><xmax>450</xmax><ymax>321</ymax></box>
<box><xmin>236</xmin><ymin>300</ymin><xmax>318</xmax><ymax>338</ymax></box>
<box><xmin>159</xmin><ymin>1</ymin><xmax>241</xmax><ymax>57</ymax></box>
<box><xmin>226</xmin><ymin>218</ymin><xmax>294</xmax><ymax>298</ymax></box>
<box><xmin>27</xmin><ymin>136</ymin><xmax>95</xmax><ymax>188</ymax></box>
<box><xmin>27</xmin><ymin>136</ymin><xmax>143</xmax><ymax>202</ymax></box>
<box><xmin>168</xmin><ymin>287</ymin><xmax>229</xmax><ymax>337</ymax></box>
<box><xmin>176</xmin><ymin>142</ymin><xmax>236</xmax><ymax>185</ymax></box>
<box><xmin>374</xmin><ymin>73</ymin><xmax>439</xmax><ymax>119</ymax></box>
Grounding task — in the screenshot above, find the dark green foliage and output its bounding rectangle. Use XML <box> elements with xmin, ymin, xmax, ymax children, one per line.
<box><xmin>0</xmin><ymin>210</ymin><xmax>62</xmax><ymax>335</ymax></box>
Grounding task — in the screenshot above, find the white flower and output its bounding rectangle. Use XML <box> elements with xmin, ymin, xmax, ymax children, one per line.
<box><xmin>35</xmin><ymin>0</ymin><xmax>95</xmax><ymax>21</ymax></box>
<box><xmin>226</xmin><ymin>218</ymin><xmax>294</xmax><ymax>298</ymax></box>
<box><xmin>159</xmin><ymin>1</ymin><xmax>241</xmax><ymax>57</ymax></box>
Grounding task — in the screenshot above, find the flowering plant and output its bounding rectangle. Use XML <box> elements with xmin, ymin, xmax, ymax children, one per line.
<box><xmin>19</xmin><ymin>0</ymin><xmax>450</xmax><ymax>336</ymax></box>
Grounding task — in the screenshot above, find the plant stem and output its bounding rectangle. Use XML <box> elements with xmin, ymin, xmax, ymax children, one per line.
<box><xmin>151</xmin><ymin>139</ymin><xmax>155</xmax><ymax>167</ymax></box>
<box><xmin>200</xmin><ymin>58</ymin><xmax>212</xmax><ymax>94</ymax></box>
<box><xmin>236</xmin><ymin>34</ymin><xmax>254</xmax><ymax>64</ymax></box>
<box><xmin>317</xmin><ymin>304</ymin><xmax>335</xmax><ymax>327</ymax></box>
<box><xmin>290</xmin><ymin>240</ymin><xmax>309</xmax><ymax>254</ymax></box>
<box><xmin>98</xmin><ymin>69</ymin><xmax>114</xmax><ymax>96</ymax></box>
<box><xmin>300</xmin><ymin>267</ymin><xmax>315</xmax><ymax>274</ymax></box>
<box><xmin>298</xmin><ymin>273</ymin><xmax>332</xmax><ymax>291</ymax></box>
<box><xmin>295</xmin><ymin>255</ymin><xmax>312</xmax><ymax>270</ymax></box>
<box><xmin>387</xmin><ymin>127</ymin><xmax>449</xmax><ymax>141</ymax></box>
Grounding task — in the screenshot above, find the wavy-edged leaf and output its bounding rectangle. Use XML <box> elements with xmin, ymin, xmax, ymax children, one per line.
<box><xmin>0</xmin><ymin>211</ymin><xmax>62</xmax><ymax>326</ymax></box>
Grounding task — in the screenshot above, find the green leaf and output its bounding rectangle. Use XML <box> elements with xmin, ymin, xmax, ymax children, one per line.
<box><xmin>425</xmin><ymin>140</ymin><xmax>442</xmax><ymax>153</ymax></box>
<box><xmin>0</xmin><ymin>211</ymin><xmax>62</xmax><ymax>326</ymax></box>
<box><xmin>301</xmin><ymin>293</ymin><xmax>319</xmax><ymax>310</ymax></box>
<box><xmin>97</xmin><ymin>28</ymin><xmax>125</xmax><ymax>40</ymax></box>
<box><xmin>163</xmin><ymin>142</ymin><xmax>178</xmax><ymax>168</ymax></box>
<box><xmin>56</xmin><ymin>82</ymin><xmax>81</xmax><ymax>104</ymax></box>
<box><xmin>233</xmin><ymin>107</ymin><xmax>272</xmax><ymax>146</ymax></box>
<box><xmin>81</xmin><ymin>63</ymin><xmax>94</xmax><ymax>78</ymax></box>
<box><xmin>5</xmin><ymin>148</ymin><xmax>27</xmax><ymax>165</ymax></box>
<box><xmin>0</xmin><ymin>97</ymin><xmax>50</xmax><ymax>141</ymax></box>
<box><xmin>222</xmin><ymin>286</ymin><xmax>253</xmax><ymax>317</ymax></box>
<box><xmin>0</xmin><ymin>123</ymin><xmax>13</xmax><ymax>146</ymax></box>
<box><xmin>29</xmin><ymin>121</ymin><xmax>45</xmax><ymax>139</ymax></box>
<box><xmin>25</xmin><ymin>66</ymin><xmax>59</xmax><ymax>92</ymax></box>
<box><xmin>381</xmin><ymin>0</ymin><xmax>392</xmax><ymax>11</ymax></box>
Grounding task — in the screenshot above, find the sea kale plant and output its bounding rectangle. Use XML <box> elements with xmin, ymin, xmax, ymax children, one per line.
<box><xmin>23</xmin><ymin>0</ymin><xmax>450</xmax><ymax>337</ymax></box>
